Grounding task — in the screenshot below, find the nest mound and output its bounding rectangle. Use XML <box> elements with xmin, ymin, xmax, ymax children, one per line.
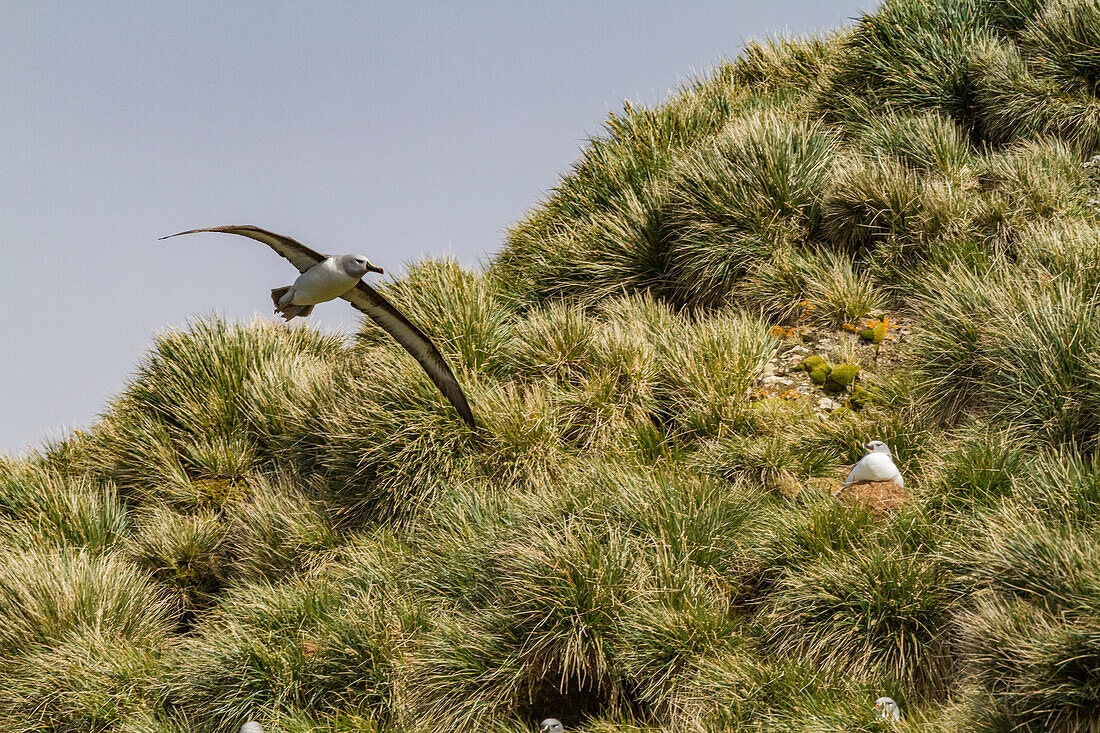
<box><xmin>834</xmin><ymin>478</ymin><xmax>909</xmax><ymax>512</ymax></box>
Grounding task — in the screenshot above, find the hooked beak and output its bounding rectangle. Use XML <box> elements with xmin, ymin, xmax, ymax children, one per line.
<box><xmin>366</xmin><ymin>264</ymin><xmax>384</xmax><ymax>275</ymax></box>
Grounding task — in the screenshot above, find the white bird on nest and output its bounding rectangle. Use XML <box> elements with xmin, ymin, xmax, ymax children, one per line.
<box><xmin>162</xmin><ymin>225</ymin><xmax>475</xmax><ymax>428</ymax></box>
<box><xmin>845</xmin><ymin>440</ymin><xmax>903</xmax><ymax>487</ymax></box>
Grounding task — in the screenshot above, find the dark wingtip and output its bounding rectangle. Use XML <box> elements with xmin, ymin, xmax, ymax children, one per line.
<box><xmin>454</xmin><ymin>398</ymin><xmax>476</xmax><ymax>430</ymax></box>
<box><xmin>159</xmin><ymin>225</ymin><xmax>260</xmax><ymax>241</ymax></box>
<box><xmin>159</xmin><ymin>227</ymin><xmax>217</xmax><ymax>241</ymax></box>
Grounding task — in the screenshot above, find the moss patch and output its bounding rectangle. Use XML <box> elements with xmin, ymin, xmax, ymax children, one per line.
<box><xmin>824</xmin><ymin>363</ymin><xmax>860</xmax><ymax>395</ymax></box>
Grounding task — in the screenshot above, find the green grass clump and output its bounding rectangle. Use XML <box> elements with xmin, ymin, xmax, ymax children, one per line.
<box><xmin>664</xmin><ymin>111</ymin><xmax>836</xmax><ymax>306</ymax></box>
<box><xmin>741</xmin><ymin>244</ymin><xmax>888</xmax><ymax>325</ymax></box>
<box><xmin>970</xmin><ymin>37</ymin><xmax>1100</xmax><ymax>153</ymax></box>
<box><xmin>0</xmin><ymin>461</ymin><xmax>127</xmax><ymax>552</ymax></box>
<box><xmin>763</xmin><ymin>547</ymin><xmax>960</xmax><ymax>697</ymax></box>
<box><xmin>813</xmin><ymin>0</ymin><xmax>998</xmax><ymax>130</ymax></box>
<box><xmin>821</xmin><ymin>154</ymin><xmax>974</xmax><ymax>269</ymax></box>
<box><xmin>167</xmin><ymin>575</ymin><xmax>417</xmax><ymax>728</ymax></box>
<box><xmin>125</xmin><ymin>507</ymin><xmax>226</xmax><ymax>620</ymax></box>
<box><xmin>1019</xmin><ymin>0</ymin><xmax>1100</xmax><ymax>96</ymax></box>
<box><xmin>1015</xmin><ymin>447</ymin><xmax>1100</xmax><ymax>526</ymax></box>
<box><xmin>919</xmin><ymin>428</ymin><xmax>1026</xmax><ymax>516</ymax></box>
<box><xmin>0</xmin><ymin>550</ymin><xmax>173</xmax><ymax>727</ymax></box>
<box><xmin>0</xmin><ymin>625</ymin><xmax>166</xmax><ymax>731</ymax></box>
<box><xmin>356</xmin><ymin>258</ymin><xmax>513</xmax><ymax>374</ymax></box>
<box><xmin>855</xmin><ymin>111</ymin><xmax>976</xmax><ymax>178</ymax></box>
<box><xmin>729</xmin><ymin>34</ymin><xmax>838</xmax><ymax>92</ymax></box>
<box><xmin>954</xmin><ymin>511</ymin><xmax>1100</xmax><ymax>731</ymax></box>
<box><xmin>290</xmin><ymin>349</ymin><xmax>476</xmax><ymax>526</ymax></box>
<box><xmin>84</xmin><ymin>316</ymin><xmax>343</xmax><ymax>509</ymax></box>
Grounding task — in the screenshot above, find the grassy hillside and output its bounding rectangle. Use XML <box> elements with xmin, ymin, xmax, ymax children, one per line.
<box><xmin>5</xmin><ymin>1</ymin><xmax>1100</xmax><ymax>731</ymax></box>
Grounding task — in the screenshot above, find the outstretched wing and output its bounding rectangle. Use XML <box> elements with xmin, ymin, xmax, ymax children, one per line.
<box><xmin>342</xmin><ymin>281</ymin><xmax>476</xmax><ymax>429</ymax></box>
<box><xmin>160</xmin><ymin>225</ymin><xmax>325</xmax><ymax>274</ymax></box>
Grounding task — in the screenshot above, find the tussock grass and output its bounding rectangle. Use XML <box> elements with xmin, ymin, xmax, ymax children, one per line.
<box><xmin>813</xmin><ymin>0</ymin><xmax>997</xmax><ymax>130</ymax></box>
<box><xmin>970</xmin><ymin>37</ymin><xmax>1100</xmax><ymax>153</ymax></box>
<box><xmin>763</xmin><ymin>547</ymin><xmax>959</xmax><ymax>697</ymax></box>
<box><xmin>615</xmin><ymin>581</ymin><xmax>741</xmax><ymax>717</ymax></box>
<box><xmin>677</xmin><ymin>653</ymin><xmax>892</xmax><ymax>732</ymax></box>
<box><xmin>1014</xmin><ymin>219</ymin><xmax>1100</xmax><ymax>291</ymax></box>
<box><xmin>125</xmin><ymin>507</ymin><xmax>225</xmax><ymax>621</ymax></box>
<box><xmin>11</xmin><ymin>3</ymin><xmax>1100</xmax><ymax>729</ymax></box>
<box><xmin>821</xmin><ymin>154</ymin><xmax>975</xmax><ymax>269</ymax></box>
<box><xmin>403</xmin><ymin>527</ymin><xmax>640</xmax><ymax>728</ymax></box>
<box><xmin>742</xmin><ymin>246</ymin><xmax>887</xmax><ymax>325</ymax></box>
<box><xmin>84</xmin><ymin>316</ymin><xmax>343</xmax><ymax>509</ymax></box>
<box><xmin>0</xmin><ymin>461</ymin><xmax>127</xmax><ymax>552</ymax></box>
<box><xmin>1019</xmin><ymin>0</ymin><xmax>1100</xmax><ymax>95</ymax></box>
<box><xmin>0</xmin><ymin>549</ymin><xmax>172</xmax><ymax>727</ymax></box>
<box><xmin>167</xmin><ymin>575</ymin><xmax>417</xmax><ymax>728</ymax></box>
<box><xmin>0</xmin><ymin>625</ymin><xmax>166</xmax><ymax>731</ymax></box>
<box><xmin>954</xmin><ymin>509</ymin><xmax>1100</xmax><ymax>731</ymax></box>
<box><xmin>918</xmin><ymin>427</ymin><xmax>1027</xmax><ymax>516</ymax></box>
<box><xmin>729</xmin><ymin>34</ymin><xmax>838</xmax><ymax>92</ymax></box>
<box><xmin>976</xmin><ymin>137</ymin><xmax>1094</xmax><ymax>230</ymax></box>
<box><xmin>290</xmin><ymin>349</ymin><xmax>476</xmax><ymax>526</ymax></box>
<box><xmin>492</xmin><ymin>94</ymin><xmax>733</xmax><ymax>307</ymax></box>
<box><xmin>855</xmin><ymin>112</ymin><xmax>975</xmax><ymax>179</ymax></box>
<box><xmin>908</xmin><ymin>265</ymin><xmax>1000</xmax><ymax>420</ymax></box>
<box><xmin>223</xmin><ymin>472</ymin><xmax>339</xmax><ymax>583</ymax></box>
<box><xmin>657</xmin><ymin>310</ymin><xmax>775</xmax><ymax>438</ymax></box>
<box><xmin>1015</xmin><ymin>447</ymin><xmax>1100</xmax><ymax>526</ymax></box>
<box><xmin>0</xmin><ymin>549</ymin><xmax>172</xmax><ymax>662</ymax></box>
<box><xmin>664</xmin><ymin>111</ymin><xmax>836</xmax><ymax>307</ymax></box>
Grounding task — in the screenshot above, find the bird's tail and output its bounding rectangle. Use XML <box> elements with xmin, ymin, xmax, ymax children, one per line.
<box><xmin>275</xmin><ymin>303</ymin><xmax>313</xmax><ymax>321</ymax></box>
<box><xmin>271</xmin><ymin>286</ymin><xmax>292</xmax><ymax>308</ymax></box>
<box><xmin>270</xmin><ymin>286</ymin><xmax>314</xmax><ymax>321</ymax></box>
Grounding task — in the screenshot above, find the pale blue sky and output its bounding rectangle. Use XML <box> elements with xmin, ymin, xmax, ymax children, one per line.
<box><xmin>1</xmin><ymin>1</ymin><xmax>872</xmax><ymax>454</ymax></box>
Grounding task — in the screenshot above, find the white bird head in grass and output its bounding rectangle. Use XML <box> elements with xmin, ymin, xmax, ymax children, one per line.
<box><xmin>240</xmin><ymin>722</ymin><xmax>264</xmax><ymax>733</ymax></box>
<box><xmin>539</xmin><ymin>719</ymin><xmax>564</xmax><ymax>733</ymax></box>
<box><xmin>864</xmin><ymin>440</ymin><xmax>892</xmax><ymax>456</ymax></box>
<box><xmin>874</xmin><ymin>696</ymin><xmax>901</xmax><ymax>720</ymax></box>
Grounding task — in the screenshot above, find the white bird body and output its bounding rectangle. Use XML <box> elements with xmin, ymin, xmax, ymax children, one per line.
<box><xmin>845</xmin><ymin>441</ymin><xmax>903</xmax><ymax>487</ymax></box>
<box><xmin>285</xmin><ymin>257</ymin><xmax>360</xmax><ymax>306</ymax></box>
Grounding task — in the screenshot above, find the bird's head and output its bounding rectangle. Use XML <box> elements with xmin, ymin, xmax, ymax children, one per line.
<box><xmin>864</xmin><ymin>440</ymin><xmax>891</xmax><ymax>456</ymax></box>
<box><xmin>874</xmin><ymin>696</ymin><xmax>899</xmax><ymax>718</ymax></box>
<box><xmin>539</xmin><ymin>719</ymin><xmax>564</xmax><ymax>733</ymax></box>
<box><xmin>339</xmin><ymin>254</ymin><xmax>384</xmax><ymax>279</ymax></box>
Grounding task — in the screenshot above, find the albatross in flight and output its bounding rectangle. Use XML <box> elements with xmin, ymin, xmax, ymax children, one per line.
<box><xmin>161</xmin><ymin>225</ymin><xmax>475</xmax><ymax>429</ymax></box>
